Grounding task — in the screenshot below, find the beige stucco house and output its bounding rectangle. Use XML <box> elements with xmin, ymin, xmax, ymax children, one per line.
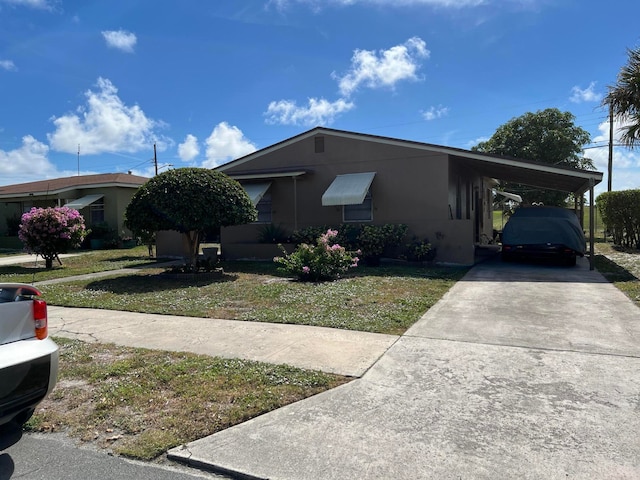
<box><xmin>0</xmin><ymin>173</ymin><xmax>148</xmax><ymax>243</ymax></box>
<box><xmin>214</xmin><ymin>127</ymin><xmax>603</xmax><ymax>266</ymax></box>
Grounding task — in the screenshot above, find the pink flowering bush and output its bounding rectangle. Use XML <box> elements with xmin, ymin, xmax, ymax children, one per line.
<box><xmin>274</xmin><ymin>229</ymin><xmax>360</xmax><ymax>281</ymax></box>
<box><xmin>19</xmin><ymin>206</ymin><xmax>88</xmax><ymax>268</ymax></box>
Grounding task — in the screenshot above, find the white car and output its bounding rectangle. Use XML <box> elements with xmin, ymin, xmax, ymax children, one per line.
<box><xmin>0</xmin><ymin>283</ymin><xmax>59</xmax><ymax>432</ymax></box>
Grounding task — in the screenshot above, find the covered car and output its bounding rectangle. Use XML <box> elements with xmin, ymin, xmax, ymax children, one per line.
<box><xmin>501</xmin><ymin>206</ymin><xmax>586</xmax><ymax>266</ymax></box>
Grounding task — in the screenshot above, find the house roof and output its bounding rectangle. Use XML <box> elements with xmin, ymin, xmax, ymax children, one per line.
<box><xmin>217</xmin><ymin>127</ymin><xmax>603</xmax><ymax>195</ymax></box>
<box><xmin>0</xmin><ymin>173</ymin><xmax>149</xmax><ymax>199</ymax></box>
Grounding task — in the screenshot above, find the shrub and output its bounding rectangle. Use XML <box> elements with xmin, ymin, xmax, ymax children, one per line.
<box><xmin>597</xmin><ymin>190</ymin><xmax>640</xmax><ymax>248</ymax></box>
<box><xmin>274</xmin><ymin>229</ymin><xmax>360</xmax><ymax>281</ymax></box>
<box><xmin>258</xmin><ymin>223</ymin><xmax>290</xmax><ymax>243</ymax></box>
<box><xmin>356</xmin><ymin>224</ymin><xmax>408</xmax><ymax>259</ymax></box>
<box><xmin>18</xmin><ymin>206</ymin><xmax>88</xmax><ymax>268</ymax></box>
<box><xmin>403</xmin><ymin>237</ymin><xmax>437</xmax><ymax>262</ymax></box>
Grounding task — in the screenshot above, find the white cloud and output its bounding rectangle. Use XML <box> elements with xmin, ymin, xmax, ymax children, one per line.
<box><xmin>0</xmin><ymin>0</ymin><xmax>54</xmax><ymax>10</ymax></box>
<box><xmin>569</xmin><ymin>82</ymin><xmax>602</xmax><ymax>103</ymax></box>
<box><xmin>593</xmin><ymin>116</ymin><xmax>636</xmax><ymax>146</ymax></box>
<box><xmin>48</xmin><ymin>77</ymin><xmax>162</xmax><ymax>155</ymax></box>
<box><xmin>422</xmin><ymin>105</ymin><xmax>449</xmax><ymax>121</ymax></box>
<box><xmin>0</xmin><ymin>60</ymin><xmax>16</xmax><ymax>71</ymax></box>
<box><xmin>264</xmin><ymin>97</ymin><xmax>355</xmax><ymax>126</ymax></box>
<box><xmin>204</xmin><ymin>122</ymin><xmax>257</xmax><ymax>168</ymax></box>
<box><xmin>268</xmin><ymin>0</ymin><xmax>485</xmax><ymax>9</ymax></box>
<box><xmin>102</xmin><ymin>29</ymin><xmax>137</xmax><ymax>53</ymax></box>
<box><xmin>588</xmin><ymin>117</ymin><xmax>640</xmax><ymax>193</ymax></box>
<box><xmin>0</xmin><ymin>135</ymin><xmax>56</xmax><ymax>181</ymax></box>
<box><xmin>178</xmin><ymin>134</ymin><xmax>200</xmax><ymax>162</ymax></box>
<box><xmin>333</xmin><ymin>37</ymin><xmax>429</xmax><ymax>96</ymax></box>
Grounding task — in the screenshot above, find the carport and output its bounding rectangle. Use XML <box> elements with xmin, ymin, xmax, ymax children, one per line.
<box><xmin>450</xmin><ymin>152</ymin><xmax>603</xmax><ymax>270</ymax></box>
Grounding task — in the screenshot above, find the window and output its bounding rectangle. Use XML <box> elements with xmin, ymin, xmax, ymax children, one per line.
<box><xmin>315</xmin><ymin>136</ymin><xmax>324</xmax><ymax>153</ymax></box>
<box><xmin>344</xmin><ymin>190</ymin><xmax>372</xmax><ymax>222</ymax></box>
<box><xmin>256</xmin><ymin>193</ymin><xmax>272</xmax><ymax>223</ymax></box>
<box><xmin>90</xmin><ymin>199</ymin><xmax>105</xmax><ymax>224</ymax></box>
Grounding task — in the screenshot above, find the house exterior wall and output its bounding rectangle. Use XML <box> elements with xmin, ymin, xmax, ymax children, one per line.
<box><xmin>220</xmin><ymin>133</ymin><xmax>480</xmax><ymax>264</ymax></box>
<box><xmin>0</xmin><ymin>186</ymin><xmax>139</xmax><ymax>239</ymax></box>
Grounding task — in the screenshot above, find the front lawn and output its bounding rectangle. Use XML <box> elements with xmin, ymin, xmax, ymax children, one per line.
<box><xmin>39</xmin><ymin>261</ymin><xmax>467</xmax><ymax>335</ymax></box>
<box><xmin>0</xmin><ymin>246</ymin><xmax>160</xmax><ymax>283</ymax></box>
<box><xmin>28</xmin><ymin>338</ymin><xmax>349</xmax><ymax>461</ymax></box>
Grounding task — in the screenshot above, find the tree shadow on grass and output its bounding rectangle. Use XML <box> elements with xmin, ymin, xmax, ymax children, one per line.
<box><xmin>83</xmin><ymin>272</ymin><xmax>240</xmax><ymax>294</ymax></box>
<box><xmin>0</xmin><ymin>265</ymin><xmax>42</xmax><ymax>275</ymax></box>
<box><xmin>594</xmin><ymin>254</ymin><xmax>638</xmax><ymax>282</ymax></box>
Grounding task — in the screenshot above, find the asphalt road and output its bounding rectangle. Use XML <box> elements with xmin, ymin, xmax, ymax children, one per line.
<box><xmin>0</xmin><ymin>431</ymin><xmax>228</xmax><ymax>480</ymax></box>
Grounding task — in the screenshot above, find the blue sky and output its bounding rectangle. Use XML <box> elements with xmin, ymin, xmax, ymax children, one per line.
<box><xmin>1</xmin><ymin>0</ymin><xmax>639</xmax><ymax>198</ymax></box>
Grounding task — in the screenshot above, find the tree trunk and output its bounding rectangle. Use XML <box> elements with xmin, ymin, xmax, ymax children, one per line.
<box><xmin>183</xmin><ymin>231</ymin><xmax>201</xmax><ymax>269</ymax></box>
<box><xmin>44</xmin><ymin>256</ymin><xmax>53</xmax><ymax>269</ymax></box>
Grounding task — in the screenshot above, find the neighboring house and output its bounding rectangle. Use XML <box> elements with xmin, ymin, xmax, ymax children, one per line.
<box><xmin>0</xmin><ymin>173</ymin><xmax>148</xmax><ymax>241</ymax></box>
<box><xmin>212</xmin><ymin>127</ymin><xmax>602</xmax><ymax>266</ymax></box>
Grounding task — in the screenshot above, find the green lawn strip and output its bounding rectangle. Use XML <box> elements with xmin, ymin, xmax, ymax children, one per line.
<box><xmin>27</xmin><ymin>337</ymin><xmax>349</xmax><ymax>460</ymax></box>
<box><xmin>0</xmin><ymin>247</ymin><xmax>162</xmax><ymax>284</ymax></box>
<box><xmin>39</xmin><ymin>262</ymin><xmax>467</xmax><ymax>335</ymax></box>
<box><xmin>594</xmin><ymin>242</ymin><xmax>640</xmax><ymax>308</ymax></box>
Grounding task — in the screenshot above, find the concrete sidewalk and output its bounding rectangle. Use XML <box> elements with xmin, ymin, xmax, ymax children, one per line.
<box><xmin>0</xmin><ymin>253</ymin><xmax>81</xmax><ymax>267</ymax></box>
<box><xmin>167</xmin><ymin>257</ymin><xmax>640</xmax><ymax>479</ymax></box>
<box><xmin>47</xmin><ymin>307</ymin><xmax>398</xmax><ymax>378</ymax></box>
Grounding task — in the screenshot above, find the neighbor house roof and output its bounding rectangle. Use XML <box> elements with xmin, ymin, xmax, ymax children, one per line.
<box><xmin>0</xmin><ymin>173</ymin><xmax>149</xmax><ymax>199</ymax></box>
<box><xmin>217</xmin><ymin>127</ymin><xmax>603</xmax><ymax>195</ymax></box>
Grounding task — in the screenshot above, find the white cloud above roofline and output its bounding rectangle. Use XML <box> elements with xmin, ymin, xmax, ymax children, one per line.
<box><xmin>102</xmin><ymin>29</ymin><xmax>137</xmax><ymax>53</ymax></box>
<box><xmin>47</xmin><ymin>77</ymin><xmax>166</xmax><ymax>156</ymax></box>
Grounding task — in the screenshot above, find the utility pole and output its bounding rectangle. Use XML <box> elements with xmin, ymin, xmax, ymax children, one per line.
<box><xmin>608</xmin><ymin>105</ymin><xmax>614</xmax><ymax>192</ymax></box>
<box><xmin>77</xmin><ymin>144</ymin><xmax>80</xmax><ymax>176</ymax></box>
<box><xmin>153</xmin><ymin>143</ymin><xmax>158</xmax><ymax>175</ymax></box>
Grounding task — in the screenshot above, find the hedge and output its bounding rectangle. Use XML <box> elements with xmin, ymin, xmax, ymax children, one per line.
<box><xmin>596</xmin><ymin>189</ymin><xmax>640</xmax><ymax>248</ymax></box>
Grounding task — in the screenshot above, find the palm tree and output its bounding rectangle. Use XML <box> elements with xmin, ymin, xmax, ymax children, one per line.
<box><xmin>605</xmin><ymin>46</ymin><xmax>640</xmax><ymax>148</ymax></box>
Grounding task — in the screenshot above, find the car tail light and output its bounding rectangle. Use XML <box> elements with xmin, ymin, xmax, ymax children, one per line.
<box><xmin>33</xmin><ymin>299</ymin><xmax>48</xmax><ymax>340</ymax></box>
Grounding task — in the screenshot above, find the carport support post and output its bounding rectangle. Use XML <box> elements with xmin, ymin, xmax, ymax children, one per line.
<box><xmin>589</xmin><ymin>182</ymin><xmax>595</xmax><ymax>271</ymax></box>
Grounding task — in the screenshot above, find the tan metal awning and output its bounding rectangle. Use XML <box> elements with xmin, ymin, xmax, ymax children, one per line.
<box><xmin>64</xmin><ymin>194</ymin><xmax>104</xmax><ymax>210</ymax></box>
<box><xmin>242</xmin><ymin>182</ymin><xmax>272</xmax><ymax>205</ymax></box>
<box><xmin>322</xmin><ymin>172</ymin><xmax>376</xmax><ymax>206</ymax></box>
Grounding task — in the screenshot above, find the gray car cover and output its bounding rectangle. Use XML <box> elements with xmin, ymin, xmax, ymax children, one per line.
<box><xmin>502</xmin><ymin>207</ymin><xmax>586</xmax><ymax>255</ymax></box>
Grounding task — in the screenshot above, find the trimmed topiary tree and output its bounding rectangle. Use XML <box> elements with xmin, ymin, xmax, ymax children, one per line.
<box><xmin>124</xmin><ymin>168</ymin><xmax>257</xmax><ymax>268</ymax></box>
<box><xmin>18</xmin><ymin>206</ymin><xmax>88</xmax><ymax>268</ymax></box>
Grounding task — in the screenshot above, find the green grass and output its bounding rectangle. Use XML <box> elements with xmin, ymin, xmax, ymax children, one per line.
<box><xmin>594</xmin><ymin>242</ymin><xmax>640</xmax><ymax>308</ymax></box>
<box><xmin>0</xmin><ymin>246</ymin><xmax>162</xmax><ymax>283</ymax></box>
<box><xmin>39</xmin><ymin>262</ymin><xmax>467</xmax><ymax>335</ymax></box>
<box><xmin>27</xmin><ymin>338</ymin><xmax>349</xmax><ymax>460</ymax></box>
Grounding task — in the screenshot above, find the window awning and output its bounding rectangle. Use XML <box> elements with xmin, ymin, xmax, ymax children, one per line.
<box><xmin>242</xmin><ymin>182</ymin><xmax>272</xmax><ymax>205</ymax></box>
<box><xmin>322</xmin><ymin>172</ymin><xmax>376</xmax><ymax>206</ymax></box>
<box><xmin>494</xmin><ymin>190</ymin><xmax>522</xmax><ymax>203</ymax></box>
<box><xmin>64</xmin><ymin>194</ymin><xmax>104</xmax><ymax>210</ymax></box>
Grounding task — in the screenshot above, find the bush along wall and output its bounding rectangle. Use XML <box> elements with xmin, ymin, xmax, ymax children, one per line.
<box><xmin>291</xmin><ymin>224</ymin><xmax>409</xmax><ymax>264</ymax></box>
<box><xmin>597</xmin><ymin>189</ymin><xmax>640</xmax><ymax>248</ymax></box>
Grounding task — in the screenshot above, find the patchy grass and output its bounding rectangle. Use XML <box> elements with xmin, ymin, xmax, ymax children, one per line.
<box><xmin>594</xmin><ymin>242</ymin><xmax>640</xmax><ymax>308</ymax></box>
<box><xmin>0</xmin><ymin>247</ymin><xmax>161</xmax><ymax>283</ymax></box>
<box><xmin>39</xmin><ymin>262</ymin><xmax>467</xmax><ymax>335</ymax></box>
<box><xmin>27</xmin><ymin>337</ymin><xmax>350</xmax><ymax>461</ymax></box>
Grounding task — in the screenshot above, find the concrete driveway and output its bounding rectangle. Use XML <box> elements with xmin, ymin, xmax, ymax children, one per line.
<box><xmin>169</xmin><ymin>256</ymin><xmax>640</xmax><ymax>479</ymax></box>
